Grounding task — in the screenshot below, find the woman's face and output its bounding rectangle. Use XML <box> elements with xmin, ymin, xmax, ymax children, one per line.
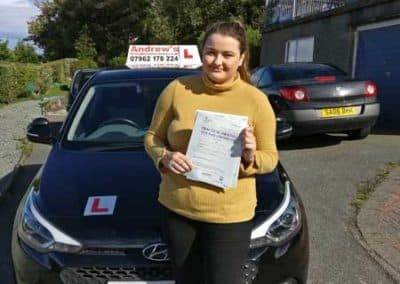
<box><xmin>202</xmin><ymin>33</ymin><xmax>245</xmax><ymax>84</ymax></box>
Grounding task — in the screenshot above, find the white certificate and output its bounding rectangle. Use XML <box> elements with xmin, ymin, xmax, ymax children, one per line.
<box><xmin>185</xmin><ymin>110</ymin><xmax>248</xmax><ymax>189</ymax></box>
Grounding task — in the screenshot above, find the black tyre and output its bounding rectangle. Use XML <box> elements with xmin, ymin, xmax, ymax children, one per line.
<box><xmin>347</xmin><ymin>126</ymin><xmax>371</xmax><ymax>139</ymax></box>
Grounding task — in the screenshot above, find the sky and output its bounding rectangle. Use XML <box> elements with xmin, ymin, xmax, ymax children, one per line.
<box><xmin>0</xmin><ymin>0</ymin><xmax>40</xmax><ymax>50</ymax></box>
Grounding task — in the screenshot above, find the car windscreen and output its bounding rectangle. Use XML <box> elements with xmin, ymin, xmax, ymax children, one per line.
<box><xmin>270</xmin><ymin>64</ymin><xmax>345</xmax><ymax>81</ymax></box>
<box><xmin>64</xmin><ymin>79</ymin><xmax>171</xmax><ymax>150</ymax></box>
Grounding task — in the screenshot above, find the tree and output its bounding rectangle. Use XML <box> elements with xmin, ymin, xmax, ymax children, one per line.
<box><xmin>0</xmin><ymin>40</ymin><xmax>12</xmax><ymax>61</ymax></box>
<box><xmin>27</xmin><ymin>0</ymin><xmax>64</xmax><ymax>60</ymax></box>
<box><xmin>246</xmin><ymin>26</ymin><xmax>262</xmax><ymax>68</ymax></box>
<box><xmin>145</xmin><ymin>0</ymin><xmax>265</xmax><ymax>44</ymax></box>
<box><xmin>144</xmin><ymin>0</ymin><xmax>205</xmax><ymax>44</ymax></box>
<box><xmin>13</xmin><ymin>41</ymin><xmax>39</xmax><ymax>63</ymax></box>
<box><xmin>74</xmin><ymin>25</ymin><xmax>97</xmax><ymax>60</ymax></box>
<box><xmin>27</xmin><ymin>0</ymin><xmax>265</xmax><ymax>65</ymax></box>
<box><xmin>28</xmin><ymin>0</ymin><xmax>150</xmax><ymax>64</ymax></box>
<box><xmin>144</xmin><ymin>0</ymin><xmax>264</xmax><ymax>67</ymax></box>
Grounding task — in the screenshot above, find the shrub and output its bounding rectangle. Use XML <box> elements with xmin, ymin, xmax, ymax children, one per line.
<box><xmin>0</xmin><ymin>63</ymin><xmax>18</xmax><ymax>103</ymax></box>
<box><xmin>109</xmin><ymin>56</ymin><xmax>126</xmax><ymax>67</ymax></box>
<box><xmin>70</xmin><ymin>59</ymin><xmax>98</xmax><ymax>75</ymax></box>
<box><xmin>56</xmin><ymin>62</ymin><xmax>66</xmax><ymax>83</ymax></box>
<box><xmin>17</xmin><ymin>64</ymin><xmax>38</xmax><ymax>98</ymax></box>
<box><xmin>0</xmin><ymin>62</ymin><xmax>54</xmax><ymax>103</ymax></box>
<box><xmin>0</xmin><ymin>62</ymin><xmax>36</xmax><ymax>102</ymax></box>
<box><xmin>246</xmin><ymin>27</ymin><xmax>262</xmax><ymax>69</ymax></box>
<box><xmin>36</xmin><ymin>65</ymin><xmax>53</xmax><ymax>95</ymax></box>
<box><xmin>44</xmin><ymin>58</ymin><xmax>77</xmax><ymax>84</ymax></box>
<box><xmin>0</xmin><ymin>58</ymin><xmax>97</xmax><ymax>104</ymax></box>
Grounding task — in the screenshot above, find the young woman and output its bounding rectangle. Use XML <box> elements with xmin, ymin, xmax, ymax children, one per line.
<box><xmin>144</xmin><ymin>21</ymin><xmax>278</xmax><ymax>284</ymax></box>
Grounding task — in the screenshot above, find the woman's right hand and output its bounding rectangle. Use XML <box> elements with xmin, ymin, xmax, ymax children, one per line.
<box><xmin>161</xmin><ymin>150</ymin><xmax>193</xmax><ymax>174</ymax></box>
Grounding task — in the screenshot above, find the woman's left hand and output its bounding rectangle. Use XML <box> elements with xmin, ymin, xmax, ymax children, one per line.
<box><xmin>241</xmin><ymin>126</ymin><xmax>256</xmax><ymax>164</ymax></box>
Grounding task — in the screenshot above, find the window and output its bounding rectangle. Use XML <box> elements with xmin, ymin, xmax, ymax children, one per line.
<box><xmin>66</xmin><ymin>79</ymin><xmax>172</xmax><ymax>147</ymax></box>
<box><xmin>259</xmin><ymin>69</ymin><xmax>273</xmax><ymax>87</ymax></box>
<box><xmin>250</xmin><ymin>67</ymin><xmax>264</xmax><ymax>86</ymax></box>
<box><xmin>285</xmin><ymin>37</ymin><xmax>314</xmax><ymax>63</ymax></box>
<box><xmin>270</xmin><ymin>64</ymin><xmax>345</xmax><ymax>82</ymax></box>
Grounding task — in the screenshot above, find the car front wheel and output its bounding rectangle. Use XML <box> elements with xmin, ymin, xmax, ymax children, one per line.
<box><xmin>347</xmin><ymin>126</ymin><xmax>371</xmax><ymax>139</ymax></box>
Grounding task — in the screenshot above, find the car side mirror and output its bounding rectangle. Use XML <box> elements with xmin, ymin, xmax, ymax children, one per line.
<box><xmin>26</xmin><ymin>117</ymin><xmax>53</xmax><ymax>144</ymax></box>
<box><xmin>276</xmin><ymin>116</ymin><xmax>293</xmax><ymax>140</ymax></box>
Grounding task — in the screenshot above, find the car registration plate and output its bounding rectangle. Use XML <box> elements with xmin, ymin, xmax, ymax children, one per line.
<box><xmin>321</xmin><ymin>107</ymin><xmax>357</xmax><ymax>117</ymax></box>
<box><xmin>108</xmin><ymin>281</ymin><xmax>175</xmax><ymax>284</ymax></box>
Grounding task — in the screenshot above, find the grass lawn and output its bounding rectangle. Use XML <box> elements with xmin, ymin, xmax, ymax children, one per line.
<box><xmin>41</xmin><ymin>82</ymin><xmax>69</xmax><ymax>99</ymax></box>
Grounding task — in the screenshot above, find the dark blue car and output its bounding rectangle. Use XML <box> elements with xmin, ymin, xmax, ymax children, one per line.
<box><xmin>12</xmin><ymin>68</ymin><xmax>309</xmax><ymax>284</ymax></box>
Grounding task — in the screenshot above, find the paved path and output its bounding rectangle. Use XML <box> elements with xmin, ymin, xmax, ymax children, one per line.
<box><xmin>0</xmin><ymin>143</ymin><xmax>50</xmax><ymax>284</ymax></box>
<box><xmin>279</xmin><ymin>133</ymin><xmax>400</xmax><ymax>283</ymax></box>
<box><xmin>0</xmin><ymin>101</ymin><xmax>41</xmax><ymax>196</ymax></box>
<box><xmin>358</xmin><ymin>167</ymin><xmax>400</xmax><ymax>282</ymax></box>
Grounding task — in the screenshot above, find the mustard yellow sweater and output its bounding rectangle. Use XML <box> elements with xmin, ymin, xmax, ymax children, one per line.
<box><xmin>144</xmin><ymin>73</ymin><xmax>278</xmax><ymax>223</ymax></box>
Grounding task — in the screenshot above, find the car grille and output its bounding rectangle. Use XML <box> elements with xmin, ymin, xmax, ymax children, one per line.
<box><xmin>60</xmin><ymin>262</ymin><xmax>257</xmax><ymax>284</ymax></box>
<box><xmin>80</xmin><ymin>247</ymin><xmax>134</xmax><ymax>256</ymax></box>
<box><xmin>60</xmin><ymin>266</ymin><xmax>172</xmax><ymax>284</ymax></box>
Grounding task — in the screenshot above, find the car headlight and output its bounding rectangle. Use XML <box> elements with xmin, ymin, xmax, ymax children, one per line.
<box><xmin>17</xmin><ymin>188</ymin><xmax>82</xmax><ymax>253</ymax></box>
<box><xmin>250</xmin><ymin>181</ymin><xmax>302</xmax><ymax>248</ymax></box>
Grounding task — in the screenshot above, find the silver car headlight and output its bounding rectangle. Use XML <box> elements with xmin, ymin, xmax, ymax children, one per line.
<box><xmin>17</xmin><ymin>188</ymin><xmax>82</xmax><ymax>253</ymax></box>
<box><xmin>250</xmin><ymin>181</ymin><xmax>302</xmax><ymax>248</ymax></box>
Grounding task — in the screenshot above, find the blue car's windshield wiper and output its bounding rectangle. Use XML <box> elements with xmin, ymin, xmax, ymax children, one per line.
<box><xmin>84</xmin><ymin>143</ymin><xmax>144</xmax><ymax>152</ymax></box>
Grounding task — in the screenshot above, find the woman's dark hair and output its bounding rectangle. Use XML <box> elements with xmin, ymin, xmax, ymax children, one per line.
<box><xmin>201</xmin><ymin>21</ymin><xmax>251</xmax><ymax>83</ymax></box>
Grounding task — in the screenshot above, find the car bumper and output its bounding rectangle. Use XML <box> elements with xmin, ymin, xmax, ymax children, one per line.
<box><xmin>252</xmin><ymin>227</ymin><xmax>309</xmax><ymax>284</ymax></box>
<box><xmin>12</xmin><ymin>225</ymin><xmax>308</xmax><ymax>284</ymax></box>
<box><xmin>283</xmin><ymin>103</ymin><xmax>380</xmax><ymax>135</ymax></box>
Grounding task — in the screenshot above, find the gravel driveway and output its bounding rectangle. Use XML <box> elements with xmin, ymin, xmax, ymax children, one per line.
<box><xmin>0</xmin><ymin>100</ymin><xmax>42</xmax><ymax>180</ymax></box>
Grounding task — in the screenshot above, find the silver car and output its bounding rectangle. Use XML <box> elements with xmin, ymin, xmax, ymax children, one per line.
<box><xmin>251</xmin><ymin>63</ymin><xmax>380</xmax><ymax>139</ymax></box>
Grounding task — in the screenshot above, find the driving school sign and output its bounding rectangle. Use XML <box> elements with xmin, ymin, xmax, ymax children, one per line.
<box><xmin>126</xmin><ymin>45</ymin><xmax>202</xmax><ymax>69</ymax></box>
<box><xmin>84</xmin><ymin>196</ymin><xmax>117</xmax><ymax>216</ymax></box>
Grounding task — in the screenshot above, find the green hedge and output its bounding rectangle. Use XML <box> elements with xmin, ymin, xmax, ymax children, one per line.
<box><xmin>35</xmin><ymin>65</ymin><xmax>53</xmax><ymax>95</ymax></box>
<box><xmin>70</xmin><ymin>59</ymin><xmax>98</xmax><ymax>74</ymax></box>
<box><xmin>0</xmin><ymin>62</ymin><xmax>49</xmax><ymax>104</ymax></box>
<box><xmin>0</xmin><ymin>64</ymin><xmax>19</xmax><ymax>103</ymax></box>
<box><xmin>43</xmin><ymin>58</ymin><xmax>77</xmax><ymax>84</ymax></box>
<box><xmin>0</xmin><ymin>58</ymin><xmax>98</xmax><ymax>104</ymax></box>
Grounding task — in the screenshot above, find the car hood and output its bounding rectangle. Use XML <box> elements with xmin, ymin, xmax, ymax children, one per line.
<box><xmin>33</xmin><ymin>146</ymin><xmax>163</xmax><ymax>242</ymax></box>
<box><xmin>32</xmin><ymin>146</ymin><xmax>284</xmax><ymax>244</ymax></box>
